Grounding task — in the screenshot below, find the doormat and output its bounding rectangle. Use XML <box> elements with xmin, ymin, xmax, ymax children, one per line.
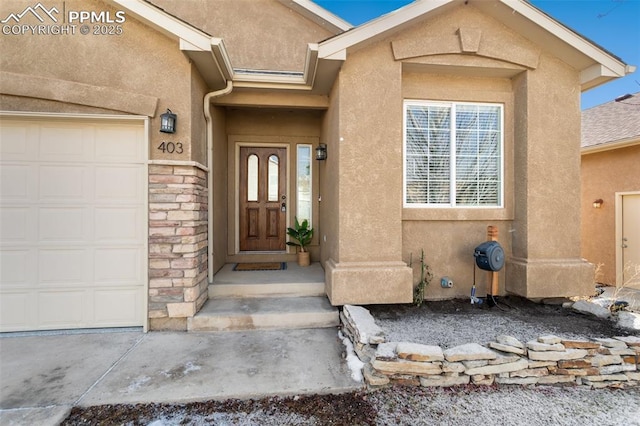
<box><xmin>233</xmin><ymin>262</ymin><xmax>287</xmax><ymax>271</ymax></box>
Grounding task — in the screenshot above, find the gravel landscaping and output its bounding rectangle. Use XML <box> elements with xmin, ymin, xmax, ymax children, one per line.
<box><xmin>367</xmin><ymin>296</ymin><xmax>635</xmax><ymax>348</ymax></box>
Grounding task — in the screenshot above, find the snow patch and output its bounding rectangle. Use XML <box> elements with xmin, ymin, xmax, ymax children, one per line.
<box><xmin>183</xmin><ymin>361</ymin><xmax>201</xmax><ymax>374</ymax></box>
<box><xmin>125</xmin><ymin>375</ymin><xmax>151</xmax><ymax>393</ymax></box>
<box><xmin>617</xmin><ymin>311</ymin><xmax>640</xmax><ymax>330</ymax></box>
<box><xmin>338</xmin><ymin>330</ymin><xmax>364</xmax><ymax>383</ymax></box>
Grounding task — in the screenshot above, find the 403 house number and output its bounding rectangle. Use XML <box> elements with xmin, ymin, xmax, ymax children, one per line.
<box><xmin>157</xmin><ymin>141</ymin><xmax>184</xmax><ymax>154</ymax></box>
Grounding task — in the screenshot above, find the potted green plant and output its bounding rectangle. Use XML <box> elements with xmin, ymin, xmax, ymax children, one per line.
<box><xmin>286</xmin><ymin>217</ymin><xmax>313</xmax><ymax>266</ymax></box>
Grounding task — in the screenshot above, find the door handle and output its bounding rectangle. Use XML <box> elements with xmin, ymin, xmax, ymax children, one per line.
<box><xmin>281</xmin><ymin>202</ymin><xmax>286</xmax><ymax>212</ymax></box>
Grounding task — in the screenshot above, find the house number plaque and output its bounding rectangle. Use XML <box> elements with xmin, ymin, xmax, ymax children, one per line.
<box><xmin>157</xmin><ymin>141</ymin><xmax>184</xmax><ymax>154</ymax></box>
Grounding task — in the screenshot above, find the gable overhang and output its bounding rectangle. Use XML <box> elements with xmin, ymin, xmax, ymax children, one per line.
<box><xmin>107</xmin><ymin>0</ymin><xmax>233</xmax><ymax>90</ymax></box>
<box><xmin>319</xmin><ymin>0</ymin><xmax>456</xmax><ymax>60</ymax></box>
<box><xmin>276</xmin><ymin>0</ymin><xmax>352</xmax><ymax>33</ymax></box>
<box><xmin>475</xmin><ymin>0</ymin><xmax>634</xmax><ymax>91</ymax></box>
<box><xmin>107</xmin><ymin>0</ymin><xmax>345</xmax><ymax>94</ymax></box>
<box><xmin>318</xmin><ymin>0</ymin><xmax>634</xmax><ymax>91</ymax></box>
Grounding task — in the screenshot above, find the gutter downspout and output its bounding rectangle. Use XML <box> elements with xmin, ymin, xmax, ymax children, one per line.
<box><xmin>205</xmin><ymin>80</ymin><xmax>233</xmax><ymax>284</ymax></box>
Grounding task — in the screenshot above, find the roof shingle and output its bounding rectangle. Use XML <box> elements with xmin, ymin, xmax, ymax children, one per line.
<box><xmin>582</xmin><ymin>92</ymin><xmax>640</xmax><ymax>148</ymax></box>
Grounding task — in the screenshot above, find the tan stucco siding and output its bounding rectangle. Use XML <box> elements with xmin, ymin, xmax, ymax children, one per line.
<box><xmin>323</xmin><ymin>29</ymin><xmax>414</xmax><ymax>305</ymax></box>
<box><xmin>323</xmin><ymin>2</ymin><xmax>592</xmax><ymax>301</ymax></box>
<box><xmin>401</xmin><ymin>4</ymin><xmax>592</xmax><ymax>298</ymax></box>
<box><xmin>320</xmin><ymin>80</ymin><xmax>341</xmax><ymax>265</ymax></box>
<box><xmin>211</xmin><ymin>106</ymin><xmax>228</xmax><ymax>274</ymax></box>
<box><xmin>508</xmin><ymin>53</ymin><xmax>593</xmax><ymax>298</ymax></box>
<box><xmin>581</xmin><ymin>144</ymin><xmax>640</xmax><ymax>285</ymax></box>
<box><xmin>403</xmin><ymin>221</ymin><xmax>512</xmax><ymax>299</ymax></box>
<box><xmin>226</xmin><ymin>109</ymin><xmax>322</xmax><ymax>138</ymax></box>
<box><xmin>336</xmin><ymin>37</ymin><xmax>405</xmax><ymax>263</ymax></box>
<box><xmin>400</xmin><ymin>72</ymin><xmax>514</xmax><ymax>299</ymax></box>
<box><xmin>512</xmin><ymin>72</ymin><xmax>530</xmax><ymax>260</ymax></box>
<box><xmin>190</xmin><ymin>68</ymin><xmax>209</xmax><ymax>165</ymax></box>
<box><xmin>0</xmin><ymin>0</ymin><xmax>196</xmax><ymax>162</ymax></box>
<box><xmin>149</xmin><ymin>0</ymin><xmax>334</xmax><ymax>72</ymax></box>
<box><xmin>515</xmin><ymin>52</ymin><xmax>583</xmax><ymax>260</ymax></box>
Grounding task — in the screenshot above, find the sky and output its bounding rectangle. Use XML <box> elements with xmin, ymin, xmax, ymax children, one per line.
<box><xmin>314</xmin><ymin>0</ymin><xmax>640</xmax><ymax>110</ymax></box>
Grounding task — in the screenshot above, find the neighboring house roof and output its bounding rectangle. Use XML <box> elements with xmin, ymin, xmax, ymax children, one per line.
<box><xmin>582</xmin><ymin>92</ymin><xmax>640</xmax><ymax>154</ymax></box>
<box><xmin>107</xmin><ymin>0</ymin><xmax>634</xmax><ymax>93</ymax></box>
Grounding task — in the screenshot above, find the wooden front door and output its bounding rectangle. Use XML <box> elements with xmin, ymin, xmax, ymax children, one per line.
<box><xmin>239</xmin><ymin>147</ymin><xmax>287</xmax><ymax>251</ymax></box>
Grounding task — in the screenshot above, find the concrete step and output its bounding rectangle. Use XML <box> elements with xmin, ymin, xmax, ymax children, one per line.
<box><xmin>209</xmin><ymin>281</ymin><xmax>325</xmax><ymax>298</ymax></box>
<box><xmin>187</xmin><ymin>296</ymin><xmax>339</xmax><ymax>332</ymax></box>
<box><xmin>209</xmin><ymin>262</ymin><xmax>326</xmax><ymax>299</ymax></box>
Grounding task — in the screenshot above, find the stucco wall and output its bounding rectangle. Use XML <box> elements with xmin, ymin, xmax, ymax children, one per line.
<box><xmin>581</xmin><ymin>144</ymin><xmax>640</xmax><ymax>285</ymax></box>
<box><xmin>516</xmin><ymin>53</ymin><xmax>583</xmax><ymax>260</ymax></box>
<box><xmin>148</xmin><ymin>0</ymin><xmax>335</xmax><ymax>72</ymax></box>
<box><xmin>507</xmin><ymin>50</ymin><xmax>594</xmax><ymax>299</ymax></box>
<box><xmin>336</xmin><ymin>37</ymin><xmax>405</xmax><ymax>263</ymax></box>
<box><xmin>0</xmin><ymin>0</ymin><xmax>196</xmax><ymax>162</ymax></box>
<box><xmin>324</xmin><ymin>24</ymin><xmax>413</xmax><ymax>305</ymax></box>
<box><xmin>393</xmin><ymin>6</ymin><xmax>520</xmax><ymax>301</ymax></box>
<box><xmin>401</xmin><ymin>72</ymin><xmax>514</xmax><ymax>300</ymax></box>
<box><xmin>226</xmin><ymin>109</ymin><xmax>322</xmax><ymax>138</ymax></box>
<box><xmin>320</xmin><ymin>79</ymin><xmax>341</xmax><ymax>266</ymax></box>
<box><xmin>190</xmin><ymin>69</ymin><xmax>209</xmax><ymax>166</ymax></box>
<box><xmin>324</xmin><ymin>2</ymin><xmax>593</xmax><ymax>303</ymax></box>
<box><xmin>211</xmin><ymin>106</ymin><xmax>229</xmax><ymax>274</ymax></box>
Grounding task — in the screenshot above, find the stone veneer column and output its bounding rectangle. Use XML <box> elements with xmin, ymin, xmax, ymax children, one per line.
<box><xmin>148</xmin><ymin>164</ymin><xmax>208</xmax><ymax>330</ymax></box>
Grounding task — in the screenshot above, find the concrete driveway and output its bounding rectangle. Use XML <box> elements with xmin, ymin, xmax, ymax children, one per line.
<box><xmin>0</xmin><ymin>328</ymin><xmax>361</xmax><ymax>426</ymax></box>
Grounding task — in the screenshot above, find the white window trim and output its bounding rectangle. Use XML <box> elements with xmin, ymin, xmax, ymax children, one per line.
<box><xmin>403</xmin><ymin>100</ymin><xmax>505</xmax><ymax>209</ymax></box>
<box><xmin>296</xmin><ymin>144</ymin><xmax>313</xmax><ymax>226</ymax></box>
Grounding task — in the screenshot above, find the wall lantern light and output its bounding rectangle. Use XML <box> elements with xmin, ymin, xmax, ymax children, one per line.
<box><xmin>315</xmin><ymin>143</ymin><xmax>327</xmax><ymax>161</ymax></box>
<box><xmin>160</xmin><ymin>109</ymin><xmax>177</xmax><ymax>133</ymax></box>
<box><xmin>593</xmin><ymin>199</ymin><xmax>604</xmax><ymax>209</ymax></box>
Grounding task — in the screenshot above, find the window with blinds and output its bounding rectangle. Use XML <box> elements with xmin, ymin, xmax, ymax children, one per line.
<box><xmin>404</xmin><ymin>101</ymin><xmax>503</xmax><ymax>208</ymax></box>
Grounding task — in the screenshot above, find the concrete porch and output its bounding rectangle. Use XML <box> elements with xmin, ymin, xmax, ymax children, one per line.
<box><xmin>187</xmin><ymin>263</ymin><xmax>339</xmax><ymax>332</ymax></box>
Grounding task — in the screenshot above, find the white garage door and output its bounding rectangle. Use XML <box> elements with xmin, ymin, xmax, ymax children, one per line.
<box><xmin>0</xmin><ymin>116</ymin><xmax>147</xmax><ymax>332</ymax></box>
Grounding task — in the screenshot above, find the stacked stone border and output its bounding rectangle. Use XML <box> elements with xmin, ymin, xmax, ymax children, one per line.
<box><xmin>341</xmin><ymin>305</ymin><xmax>640</xmax><ymax>389</ymax></box>
<box><xmin>148</xmin><ymin>163</ymin><xmax>208</xmax><ymax>331</ymax></box>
